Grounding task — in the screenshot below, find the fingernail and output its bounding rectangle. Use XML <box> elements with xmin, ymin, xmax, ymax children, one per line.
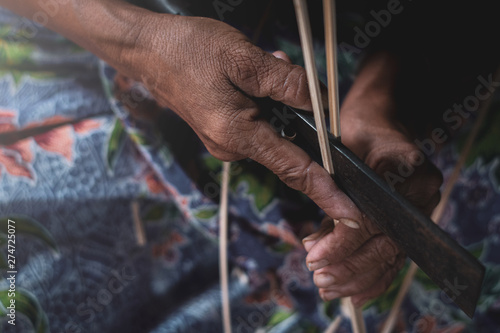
<box><xmin>302</xmin><ymin>233</ymin><xmax>318</xmax><ymax>243</ymax></box>
<box><xmin>307</xmin><ymin>259</ymin><xmax>329</xmax><ymax>271</ymax></box>
<box><xmin>303</xmin><ymin>239</ymin><xmax>316</xmax><ymax>252</ymax></box>
<box><xmin>314</xmin><ymin>273</ymin><xmax>335</xmax><ymax>287</ymax></box>
<box><xmin>302</xmin><ymin>233</ymin><xmax>320</xmax><ymax>251</ymax></box>
<box><xmin>323</xmin><ymin>290</ymin><xmax>340</xmax><ymax>301</ymax></box>
<box><xmin>338</xmin><ymin>218</ymin><xmax>360</xmax><ymax>229</ymax></box>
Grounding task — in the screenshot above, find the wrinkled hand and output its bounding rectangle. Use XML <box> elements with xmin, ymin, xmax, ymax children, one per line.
<box><xmin>123</xmin><ymin>14</ymin><xmax>364</xmax><ymax>226</ymax></box>
<box><xmin>125</xmin><ymin>15</ymin><xmax>443</xmax><ymax>307</ymax></box>
<box><xmin>1</xmin><ymin>0</ymin><xmax>428</xmax><ymax>310</ymax></box>
<box><xmin>303</xmin><ymin>108</ymin><xmax>443</xmax><ymax>307</ymax></box>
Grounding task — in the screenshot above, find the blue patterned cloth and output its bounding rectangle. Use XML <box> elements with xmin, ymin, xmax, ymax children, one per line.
<box><xmin>0</xmin><ymin>3</ymin><xmax>499</xmax><ymax>333</ymax></box>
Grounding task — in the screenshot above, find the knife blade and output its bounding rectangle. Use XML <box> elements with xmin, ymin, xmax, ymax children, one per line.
<box><xmin>272</xmin><ymin>104</ymin><xmax>484</xmax><ymax>318</ymax></box>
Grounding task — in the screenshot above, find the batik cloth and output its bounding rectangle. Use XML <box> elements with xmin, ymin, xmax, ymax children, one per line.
<box><xmin>0</xmin><ymin>4</ymin><xmax>499</xmax><ymax>333</ymax></box>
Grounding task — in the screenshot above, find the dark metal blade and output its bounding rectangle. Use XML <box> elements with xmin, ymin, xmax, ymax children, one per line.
<box><xmin>281</xmin><ymin>106</ymin><xmax>484</xmax><ymax>318</ymax></box>
<box><xmin>132</xmin><ymin>0</ymin><xmax>483</xmax><ymax>319</ymax></box>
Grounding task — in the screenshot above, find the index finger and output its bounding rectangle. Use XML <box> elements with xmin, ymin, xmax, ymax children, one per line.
<box><xmin>247</xmin><ymin>116</ymin><xmax>364</xmax><ymax>228</ymax></box>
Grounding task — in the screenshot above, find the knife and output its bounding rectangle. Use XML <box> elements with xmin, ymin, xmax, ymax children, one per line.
<box><xmin>270</xmin><ymin>103</ymin><xmax>484</xmax><ymax>318</ymax></box>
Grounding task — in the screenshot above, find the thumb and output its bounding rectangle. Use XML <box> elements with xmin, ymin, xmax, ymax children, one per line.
<box><xmin>269</xmin><ymin>50</ymin><xmax>329</xmax><ymax>111</ymax></box>
<box><xmin>272</xmin><ymin>50</ymin><xmax>292</xmax><ymax>63</ymax></box>
<box><xmin>225</xmin><ymin>45</ymin><xmax>313</xmax><ymax>111</ymax></box>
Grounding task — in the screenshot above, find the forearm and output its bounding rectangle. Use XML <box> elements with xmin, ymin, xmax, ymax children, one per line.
<box><xmin>0</xmin><ymin>0</ymin><xmax>172</xmax><ymax>79</ymax></box>
<box><xmin>342</xmin><ymin>51</ymin><xmax>400</xmax><ymax>124</ymax></box>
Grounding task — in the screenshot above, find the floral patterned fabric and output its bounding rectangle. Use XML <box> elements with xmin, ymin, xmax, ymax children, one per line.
<box><xmin>0</xmin><ymin>4</ymin><xmax>499</xmax><ymax>333</ymax></box>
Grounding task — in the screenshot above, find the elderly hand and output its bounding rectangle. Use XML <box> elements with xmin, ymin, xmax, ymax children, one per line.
<box><xmin>120</xmin><ymin>14</ymin><xmax>369</xmax><ymax>224</ymax></box>
<box><xmin>303</xmin><ymin>126</ymin><xmax>442</xmax><ymax>306</ymax></box>
<box><xmin>4</xmin><ymin>0</ymin><xmax>443</xmax><ymax>312</ymax></box>
<box><xmin>2</xmin><ymin>0</ymin><xmax>378</xmax><ymax>299</ymax></box>
<box><xmin>302</xmin><ymin>52</ymin><xmax>443</xmax><ymax>307</ymax></box>
<box><xmin>132</xmin><ymin>17</ymin><xmax>444</xmax><ymax>306</ymax></box>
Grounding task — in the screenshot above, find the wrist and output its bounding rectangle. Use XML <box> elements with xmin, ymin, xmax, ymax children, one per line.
<box><xmin>341</xmin><ymin>94</ymin><xmax>406</xmax><ymax>160</ymax></box>
<box><xmin>340</xmin><ymin>51</ymin><xmax>406</xmax><ymax>159</ymax></box>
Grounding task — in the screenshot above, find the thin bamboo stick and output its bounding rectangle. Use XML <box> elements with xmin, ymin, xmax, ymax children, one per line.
<box><xmin>323</xmin><ymin>0</ymin><xmax>341</xmax><ymax>138</ymax></box>
<box><xmin>294</xmin><ymin>1</ymin><xmax>365</xmax><ymax>332</ymax></box>
<box><xmin>131</xmin><ymin>201</ymin><xmax>146</xmax><ymax>246</ymax></box>
<box><xmin>324</xmin><ymin>315</ymin><xmax>342</xmax><ymax>333</ymax></box>
<box><xmin>293</xmin><ymin>0</ymin><xmax>334</xmax><ymax>174</ymax></box>
<box><xmin>219</xmin><ymin>161</ymin><xmax>232</xmax><ymax>333</ymax></box>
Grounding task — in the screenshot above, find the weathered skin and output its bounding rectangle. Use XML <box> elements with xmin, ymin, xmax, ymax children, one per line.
<box><xmin>1</xmin><ymin>0</ymin><xmax>441</xmax><ymax>306</ymax></box>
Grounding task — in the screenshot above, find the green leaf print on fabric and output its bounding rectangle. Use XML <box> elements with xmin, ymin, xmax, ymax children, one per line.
<box><xmin>0</xmin><ymin>40</ymin><xmax>35</xmax><ymax>67</ymax></box>
<box><xmin>194</xmin><ymin>207</ymin><xmax>219</xmax><ymax>221</ymax></box>
<box><xmin>203</xmin><ymin>155</ymin><xmax>222</xmax><ymax>173</ymax></box>
<box><xmin>202</xmin><ymin>156</ymin><xmax>279</xmax><ymax>213</ymax></box>
<box><xmin>128</xmin><ymin>130</ymin><xmax>148</xmax><ymax>147</ymax></box>
<box><xmin>269</xmin><ymin>242</ymin><xmax>295</xmax><ymax>254</ymax></box>
<box><xmin>0</xmin><ymin>289</ymin><xmax>50</xmax><ymax>333</ymax></box>
<box><xmin>0</xmin><ymin>216</ymin><xmax>58</xmax><ymax>254</ymax></box>
<box><xmin>231</xmin><ymin>170</ymin><xmax>278</xmax><ymax>212</ymax></box>
<box><xmin>106</xmin><ymin>118</ymin><xmax>126</xmax><ymax>170</ymax></box>
<box><xmin>142</xmin><ymin>204</ymin><xmax>167</xmax><ymax>221</ymax></box>
<box><xmin>267</xmin><ymin>309</ymin><xmax>293</xmax><ymax>327</ymax></box>
<box><xmin>0</xmin><ymin>216</ymin><xmax>58</xmax><ymax>332</ymax></box>
<box><xmin>0</xmin><ymin>70</ymin><xmax>58</xmax><ymax>85</ymax></box>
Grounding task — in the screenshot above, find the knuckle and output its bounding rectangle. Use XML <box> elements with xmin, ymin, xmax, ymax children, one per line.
<box><xmin>225</xmin><ymin>45</ymin><xmax>264</xmax><ymax>89</ymax></box>
<box><xmin>204</xmin><ymin>112</ymin><xmax>254</xmax><ymax>157</ymax></box>
<box><xmin>335</xmin><ymin>239</ymin><xmax>356</xmax><ymax>262</ymax></box>
<box><xmin>287</xmin><ymin>66</ymin><xmax>309</xmax><ymax>104</ymax></box>
<box><xmin>375</xmin><ymin>236</ymin><xmax>399</xmax><ymax>262</ymax></box>
<box><xmin>407</xmin><ymin>148</ymin><xmax>425</xmax><ymax>166</ymax></box>
<box><xmin>273</xmin><ymin>65</ymin><xmax>308</xmax><ymax>103</ymax></box>
<box><xmin>205</xmin><ymin>124</ymin><xmax>232</xmax><ymax>150</ymax></box>
<box><xmin>341</xmin><ymin>245</ymin><xmax>380</xmax><ymax>279</ymax></box>
<box><xmin>204</xmin><ymin>142</ymin><xmax>236</xmax><ymax>161</ymax></box>
<box><xmin>337</xmin><ymin>263</ymin><xmax>356</xmax><ymax>283</ymax></box>
<box><xmin>341</xmin><ymin>257</ymin><xmax>361</xmax><ymax>278</ymax></box>
<box><xmin>319</xmin><ymin>289</ymin><xmax>329</xmax><ymax>301</ymax></box>
<box><xmin>276</xmin><ymin>159</ymin><xmax>315</xmax><ymax>193</ymax></box>
<box><xmin>202</xmin><ymin>132</ymin><xmax>241</xmax><ymax>162</ymax></box>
